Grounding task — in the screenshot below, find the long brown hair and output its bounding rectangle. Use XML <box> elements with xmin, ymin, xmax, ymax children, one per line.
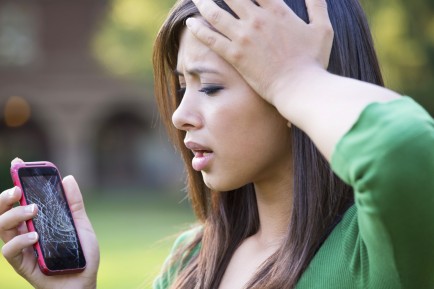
<box><xmin>152</xmin><ymin>0</ymin><xmax>383</xmax><ymax>288</ymax></box>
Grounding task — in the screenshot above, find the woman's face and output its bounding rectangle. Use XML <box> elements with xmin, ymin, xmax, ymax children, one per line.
<box><xmin>172</xmin><ymin>26</ymin><xmax>292</xmax><ymax>192</ymax></box>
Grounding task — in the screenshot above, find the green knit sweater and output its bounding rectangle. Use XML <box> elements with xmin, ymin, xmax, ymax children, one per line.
<box><xmin>154</xmin><ymin>97</ymin><xmax>434</xmax><ymax>288</ymax></box>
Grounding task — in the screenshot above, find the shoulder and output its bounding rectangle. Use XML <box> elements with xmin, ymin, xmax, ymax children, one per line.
<box><xmin>153</xmin><ymin>226</ymin><xmax>202</xmax><ymax>289</ymax></box>
<box><xmin>172</xmin><ymin>226</ymin><xmax>202</xmax><ymax>250</ymax></box>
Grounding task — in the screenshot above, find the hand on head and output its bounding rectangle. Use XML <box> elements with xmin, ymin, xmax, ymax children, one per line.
<box><xmin>186</xmin><ymin>0</ymin><xmax>334</xmax><ymax>104</ymax></box>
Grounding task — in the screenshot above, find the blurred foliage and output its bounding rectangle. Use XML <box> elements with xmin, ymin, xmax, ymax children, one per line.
<box><xmin>93</xmin><ymin>0</ymin><xmax>175</xmax><ymax>80</ymax></box>
<box><xmin>363</xmin><ymin>0</ymin><xmax>434</xmax><ymax>113</ymax></box>
<box><xmin>93</xmin><ymin>0</ymin><xmax>434</xmax><ymax>113</ymax></box>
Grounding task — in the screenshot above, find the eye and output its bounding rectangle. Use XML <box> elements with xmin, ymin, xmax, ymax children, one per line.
<box><xmin>199</xmin><ymin>85</ymin><xmax>223</xmax><ymax>96</ymax></box>
<box><xmin>177</xmin><ymin>86</ymin><xmax>186</xmax><ymax>100</ymax></box>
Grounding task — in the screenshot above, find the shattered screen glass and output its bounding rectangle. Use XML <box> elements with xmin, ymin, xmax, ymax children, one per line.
<box><xmin>20</xmin><ymin>168</ymin><xmax>85</xmax><ymax>269</ymax></box>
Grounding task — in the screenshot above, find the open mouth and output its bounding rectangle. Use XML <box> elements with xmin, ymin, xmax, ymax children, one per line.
<box><xmin>184</xmin><ymin>141</ymin><xmax>214</xmax><ymax>171</ymax></box>
<box><xmin>191</xmin><ymin>150</ymin><xmax>214</xmax><ymax>171</ymax></box>
<box><xmin>193</xmin><ymin>150</ymin><xmax>213</xmax><ymax>157</ymax></box>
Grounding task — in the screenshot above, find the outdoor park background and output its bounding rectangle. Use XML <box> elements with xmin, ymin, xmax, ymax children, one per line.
<box><xmin>0</xmin><ymin>0</ymin><xmax>433</xmax><ymax>288</ymax></box>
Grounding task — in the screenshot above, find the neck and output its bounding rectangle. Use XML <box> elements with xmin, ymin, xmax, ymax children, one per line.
<box><xmin>253</xmin><ymin>174</ymin><xmax>293</xmax><ymax>248</ymax></box>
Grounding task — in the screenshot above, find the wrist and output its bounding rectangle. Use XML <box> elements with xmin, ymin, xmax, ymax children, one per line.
<box><xmin>267</xmin><ymin>64</ymin><xmax>330</xmax><ymax>131</ymax></box>
<box><xmin>269</xmin><ymin>63</ymin><xmax>326</xmax><ymax>108</ymax></box>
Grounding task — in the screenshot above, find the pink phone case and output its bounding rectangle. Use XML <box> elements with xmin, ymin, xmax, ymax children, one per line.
<box><xmin>10</xmin><ymin>161</ymin><xmax>86</xmax><ymax>275</ymax></box>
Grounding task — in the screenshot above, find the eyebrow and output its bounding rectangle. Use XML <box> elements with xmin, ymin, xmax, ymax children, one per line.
<box><xmin>173</xmin><ymin>66</ymin><xmax>220</xmax><ymax>76</ymax></box>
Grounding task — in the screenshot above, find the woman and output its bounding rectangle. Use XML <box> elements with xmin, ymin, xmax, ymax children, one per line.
<box><xmin>0</xmin><ymin>0</ymin><xmax>433</xmax><ymax>288</ymax></box>
<box><xmin>152</xmin><ymin>0</ymin><xmax>434</xmax><ymax>288</ymax></box>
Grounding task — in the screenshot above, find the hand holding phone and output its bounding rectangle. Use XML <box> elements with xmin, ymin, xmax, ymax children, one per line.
<box><xmin>0</xmin><ymin>159</ymin><xmax>99</xmax><ymax>288</ymax></box>
<box><xmin>10</xmin><ymin>161</ymin><xmax>86</xmax><ymax>275</ymax></box>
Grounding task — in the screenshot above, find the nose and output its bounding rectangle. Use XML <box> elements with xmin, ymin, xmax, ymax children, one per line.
<box><xmin>172</xmin><ymin>89</ymin><xmax>203</xmax><ymax>131</ymax></box>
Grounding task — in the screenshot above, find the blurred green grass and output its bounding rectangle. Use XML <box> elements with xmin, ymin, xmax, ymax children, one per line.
<box><xmin>0</xmin><ymin>192</ymin><xmax>195</xmax><ymax>289</ymax></box>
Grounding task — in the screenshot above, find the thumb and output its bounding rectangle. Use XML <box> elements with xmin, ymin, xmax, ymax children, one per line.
<box><xmin>62</xmin><ymin>175</ymin><xmax>88</xmax><ymax>220</ymax></box>
<box><xmin>305</xmin><ymin>0</ymin><xmax>334</xmax><ymax>68</ymax></box>
<box><xmin>62</xmin><ymin>175</ymin><xmax>97</xmax><ymax>245</ymax></box>
<box><xmin>62</xmin><ymin>175</ymin><xmax>100</xmax><ymax>274</ymax></box>
<box><xmin>63</xmin><ymin>176</ymin><xmax>92</xmax><ymax>229</ymax></box>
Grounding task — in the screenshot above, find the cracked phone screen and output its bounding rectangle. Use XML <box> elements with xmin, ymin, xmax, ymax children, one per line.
<box><xmin>20</xmin><ymin>169</ymin><xmax>84</xmax><ymax>268</ymax></box>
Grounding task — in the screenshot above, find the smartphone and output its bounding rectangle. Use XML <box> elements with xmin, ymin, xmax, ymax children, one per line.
<box><xmin>10</xmin><ymin>161</ymin><xmax>86</xmax><ymax>275</ymax></box>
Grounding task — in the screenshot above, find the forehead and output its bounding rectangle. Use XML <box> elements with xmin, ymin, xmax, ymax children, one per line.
<box><xmin>176</xmin><ymin>27</ymin><xmax>229</xmax><ymax>73</ymax></box>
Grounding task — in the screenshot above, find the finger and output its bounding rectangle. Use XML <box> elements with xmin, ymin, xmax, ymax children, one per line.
<box><xmin>305</xmin><ymin>0</ymin><xmax>333</xmax><ymax>68</ymax></box>
<box><xmin>256</xmin><ymin>0</ymin><xmax>292</xmax><ymax>12</ymax></box>
<box><xmin>17</xmin><ymin>222</ymin><xmax>28</xmax><ymax>235</ymax></box>
<box><xmin>62</xmin><ymin>176</ymin><xmax>100</xmax><ymax>264</ymax></box>
<box><xmin>306</xmin><ymin>0</ymin><xmax>332</xmax><ymax>28</ymax></box>
<box><xmin>190</xmin><ymin>0</ymin><xmax>238</xmax><ymax>38</ymax></box>
<box><xmin>223</xmin><ymin>0</ymin><xmax>260</xmax><ymax>19</ymax></box>
<box><xmin>186</xmin><ymin>17</ymin><xmax>233</xmax><ymax>57</ymax></box>
<box><xmin>2</xmin><ymin>232</ymin><xmax>38</xmax><ymax>271</ymax></box>
<box><xmin>0</xmin><ymin>205</ymin><xmax>37</xmax><ymax>243</ymax></box>
<box><xmin>0</xmin><ymin>204</ymin><xmax>37</xmax><ymax>232</ymax></box>
<box><xmin>11</xmin><ymin>157</ymin><xmax>24</xmax><ymax>166</ymax></box>
<box><xmin>0</xmin><ymin>186</ymin><xmax>22</xmax><ymax>215</ymax></box>
<box><xmin>254</xmin><ymin>0</ymin><xmax>306</xmax><ymax>34</ymax></box>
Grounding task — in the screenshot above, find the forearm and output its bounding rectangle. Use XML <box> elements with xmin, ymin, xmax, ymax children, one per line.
<box><xmin>271</xmin><ymin>66</ymin><xmax>400</xmax><ymax>161</ymax></box>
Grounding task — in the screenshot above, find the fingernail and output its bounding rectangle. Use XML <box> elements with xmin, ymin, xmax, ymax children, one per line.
<box><xmin>186</xmin><ymin>18</ymin><xmax>194</xmax><ymax>28</ymax></box>
<box><xmin>28</xmin><ymin>232</ymin><xmax>38</xmax><ymax>241</ymax></box>
<box><xmin>63</xmin><ymin>175</ymin><xmax>75</xmax><ymax>183</ymax></box>
<box><xmin>11</xmin><ymin>157</ymin><xmax>23</xmax><ymax>165</ymax></box>
<box><xmin>63</xmin><ymin>175</ymin><xmax>74</xmax><ymax>192</ymax></box>
<box><xmin>25</xmin><ymin>204</ymin><xmax>36</xmax><ymax>213</ymax></box>
<box><xmin>8</xmin><ymin>188</ymin><xmax>16</xmax><ymax>197</ymax></box>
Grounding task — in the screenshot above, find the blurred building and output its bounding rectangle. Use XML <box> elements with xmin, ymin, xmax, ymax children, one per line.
<box><xmin>0</xmin><ymin>0</ymin><xmax>183</xmax><ymax>193</ymax></box>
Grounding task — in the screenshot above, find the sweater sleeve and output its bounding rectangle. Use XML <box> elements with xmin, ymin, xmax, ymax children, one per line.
<box><xmin>331</xmin><ymin>97</ymin><xmax>434</xmax><ymax>288</ymax></box>
<box><xmin>153</xmin><ymin>227</ymin><xmax>201</xmax><ymax>289</ymax></box>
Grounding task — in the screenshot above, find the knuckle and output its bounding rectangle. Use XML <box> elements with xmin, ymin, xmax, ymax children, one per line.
<box><xmin>237</xmin><ymin>29</ymin><xmax>253</xmax><ymax>46</ymax></box>
<box><xmin>208</xmin><ymin>10</ymin><xmax>221</xmax><ymax>25</ymax></box>
<box><xmin>316</xmin><ymin>21</ymin><xmax>333</xmax><ymax>36</ymax></box>
<box><xmin>276</xmin><ymin>8</ymin><xmax>287</xmax><ymax>18</ymax></box>
<box><xmin>205</xmin><ymin>35</ymin><xmax>216</xmax><ymax>47</ymax></box>
<box><xmin>0</xmin><ymin>216</ymin><xmax>7</xmax><ymax>232</ymax></box>
<box><xmin>239</xmin><ymin>33</ymin><xmax>250</xmax><ymax>46</ymax></box>
<box><xmin>250</xmin><ymin>17</ymin><xmax>264</xmax><ymax>30</ymax></box>
<box><xmin>228</xmin><ymin>47</ymin><xmax>243</xmax><ymax>63</ymax></box>
<box><xmin>323</xmin><ymin>24</ymin><xmax>334</xmax><ymax>40</ymax></box>
<box><xmin>1</xmin><ymin>243</ymin><xmax>10</xmax><ymax>259</ymax></box>
<box><xmin>69</xmin><ymin>201</ymin><xmax>84</xmax><ymax>215</ymax></box>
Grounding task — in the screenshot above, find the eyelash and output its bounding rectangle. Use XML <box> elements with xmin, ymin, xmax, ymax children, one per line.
<box><xmin>176</xmin><ymin>85</ymin><xmax>223</xmax><ymax>99</ymax></box>
<box><xmin>198</xmin><ymin>85</ymin><xmax>223</xmax><ymax>96</ymax></box>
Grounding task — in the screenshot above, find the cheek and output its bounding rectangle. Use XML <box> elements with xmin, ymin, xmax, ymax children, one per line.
<box><xmin>210</xmin><ymin>96</ymin><xmax>290</xmax><ymax>160</ymax></box>
<box><xmin>213</xmin><ymin>120</ymin><xmax>291</xmax><ymax>186</ymax></box>
<box><xmin>201</xmin><ymin>90</ymin><xmax>291</xmax><ymax>188</ymax></box>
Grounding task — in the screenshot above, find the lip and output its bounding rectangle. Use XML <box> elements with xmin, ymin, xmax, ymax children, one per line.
<box><xmin>184</xmin><ymin>141</ymin><xmax>214</xmax><ymax>171</ymax></box>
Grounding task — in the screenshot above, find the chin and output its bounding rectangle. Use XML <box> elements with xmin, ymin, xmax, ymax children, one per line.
<box><xmin>202</xmin><ymin>172</ymin><xmax>246</xmax><ymax>192</ymax></box>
